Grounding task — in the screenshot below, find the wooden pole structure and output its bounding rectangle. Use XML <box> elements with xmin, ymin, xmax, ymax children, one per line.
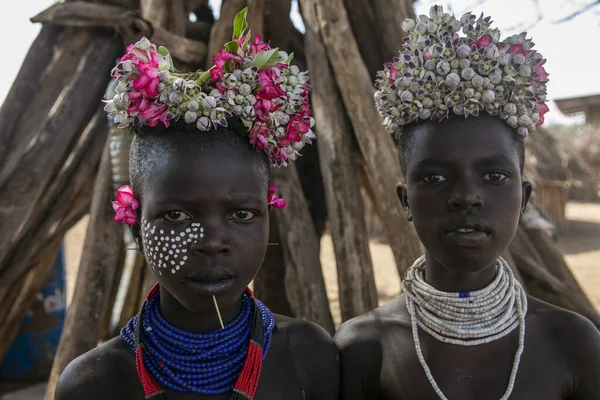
<box><xmin>45</xmin><ymin>137</ymin><xmax>125</xmax><ymax>400</ymax></box>
<box><xmin>299</xmin><ymin>0</ymin><xmax>423</xmax><ymax>278</ymax></box>
<box><xmin>302</xmin><ymin>0</ymin><xmax>378</xmax><ymax>321</ymax></box>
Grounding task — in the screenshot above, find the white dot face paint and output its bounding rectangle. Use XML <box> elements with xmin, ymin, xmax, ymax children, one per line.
<box><xmin>141</xmin><ymin>217</ymin><xmax>204</xmax><ymax>276</ymax></box>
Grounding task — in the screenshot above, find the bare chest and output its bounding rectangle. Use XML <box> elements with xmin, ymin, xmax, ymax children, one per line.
<box><xmin>378</xmin><ymin>328</ymin><xmax>571</xmax><ymax>400</ymax></box>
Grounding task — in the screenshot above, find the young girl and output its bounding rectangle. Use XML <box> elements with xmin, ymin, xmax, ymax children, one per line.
<box><xmin>55</xmin><ymin>9</ymin><xmax>338</xmax><ymax>400</ymax></box>
<box><xmin>335</xmin><ymin>5</ymin><xmax>600</xmax><ymax>400</ymax></box>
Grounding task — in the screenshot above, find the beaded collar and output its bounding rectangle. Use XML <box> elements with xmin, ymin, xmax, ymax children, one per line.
<box><xmin>120</xmin><ymin>284</ymin><xmax>275</xmax><ymax>399</ymax></box>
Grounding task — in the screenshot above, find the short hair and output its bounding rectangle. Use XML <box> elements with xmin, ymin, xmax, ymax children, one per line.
<box><xmin>129</xmin><ymin>119</ymin><xmax>270</xmax><ymax>198</ymax></box>
<box><xmin>397</xmin><ymin>118</ymin><xmax>526</xmax><ymax>178</ymax></box>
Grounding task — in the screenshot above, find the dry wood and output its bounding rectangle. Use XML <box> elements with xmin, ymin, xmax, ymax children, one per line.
<box><xmin>253</xmin><ymin>213</ymin><xmax>295</xmax><ymax>317</ymax></box>
<box><xmin>0</xmin><ymin>32</ymin><xmax>120</xmax><ymax>285</ymax></box>
<box><xmin>264</xmin><ymin>0</ymin><xmax>292</xmax><ymax>48</ymax></box>
<box><xmin>372</xmin><ymin>0</ymin><xmax>415</xmax><ymax>62</ymax></box>
<box><xmin>299</xmin><ymin>0</ymin><xmax>423</xmax><ymax>278</ymax></box>
<box><xmin>303</xmin><ymin>0</ymin><xmax>377</xmax><ymax>321</ymax></box>
<box><xmin>0</xmin><ymin>110</ymin><xmax>109</xmax><ymax>303</ymax></box>
<box><xmin>0</xmin><ymin>239</ymin><xmax>62</xmax><ymax>363</ymax></box>
<box><xmin>206</xmin><ymin>0</ymin><xmax>246</xmax><ymax>68</ymax></box>
<box><xmin>117</xmin><ymin>252</ymin><xmax>147</xmax><ymax>333</ymax></box>
<box><xmin>271</xmin><ymin>165</ymin><xmax>335</xmax><ymax>334</ymax></box>
<box><xmin>140</xmin><ymin>0</ymin><xmax>169</xmax><ymax>29</ymax></box>
<box><xmin>247</xmin><ymin>0</ymin><xmax>265</xmax><ymax>38</ymax></box>
<box><xmin>45</xmin><ymin>137</ymin><xmax>124</xmax><ymax>400</ymax></box>
<box><xmin>0</xmin><ymin>26</ymin><xmax>61</xmax><ymax>171</ymax></box>
<box><xmin>100</xmin><ymin>242</ymin><xmax>127</xmax><ymax>341</ymax></box>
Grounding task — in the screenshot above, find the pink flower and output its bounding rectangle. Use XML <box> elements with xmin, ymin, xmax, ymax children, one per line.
<box><xmin>384</xmin><ymin>62</ymin><xmax>399</xmax><ymax>82</ymax></box>
<box><xmin>423</xmin><ymin>51</ymin><xmax>432</xmax><ymax>61</ymax></box>
<box><xmin>507</xmin><ymin>43</ymin><xmax>531</xmax><ymax>56</ymax></box>
<box><xmin>112</xmin><ymin>185</ymin><xmax>139</xmax><ymax>225</ymax></box>
<box><xmin>256</xmin><ymin>69</ymin><xmax>285</xmax><ymax>100</ymax></box>
<box><xmin>535</xmin><ymin>66</ymin><xmax>548</xmax><ymax>82</ymax></box>
<box><xmin>470</xmin><ymin>34</ymin><xmax>493</xmax><ymax>49</ymax></box>
<box><xmin>249</xmin><ymin>121</ymin><xmax>270</xmax><ymax>150</ymax></box>
<box><xmin>141</xmin><ymin>102</ymin><xmax>168</xmax><ymax>128</ymax></box>
<box><xmin>267</xmin><ymin>184</ymin><xmax>287</xmax><ymax>209</ymax></box>
<box><xmin>286</xmin><ymin>115</ymin><xmax>310</xmax><ymax>142</ymax></box>
<box><xmin>251</xmin><ymin>35</ymin><xmax>270</xmax><ymax>53</ymax></box>
<box><xmin>211</xmin><ymin>49</ymin><xmax>243</xmax><ymax>82</ymax></box>
<box><xmin>536</xmin><ymin>102</ymin><xmax>549</xmax><ymax>126</ymax></box>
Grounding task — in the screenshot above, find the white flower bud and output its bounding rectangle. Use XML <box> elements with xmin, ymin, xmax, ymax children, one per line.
<box><xmin>427</xmin><ymin>21</ymin><xmax>438</xmax><ymax>33</ymax></box>
<box><xmin>512</xmin><ymin>54</ymin><xmax>526</xmax><ymax>65</ymax></box>
<box><xmin>402</xmin><ymin>18</ymin><xmax>416</xmax><ymax>32</ymax></box>
<box><xmin>416</xmin><ymin>36</ymin><xmax>428</xmax><ymax>49</ymax></box>
<box><xmin>289</xmin><ymin>65</ymin><xmax>300</xmax><ymax>75</ymax></box>
<box><xmin>416</xmin><ymin>22</ymin><xmax>427</xmax><ymax>34</ymax></box>
<box><xmin>202</xmin><ymin>96</ymin><xmax>217</xmax><ymax>109</ymax></box>
<box><xmin>157</xmin><ymin>83</ymin><xmax>166</xmax><ymax>93</ymax></box>
<box><xmin>436</xmin><ymin>61</ymin><xmax>451</xmax><ymax>75</ymax></box>
<box><xmin>482</xmin><ymin>77</ymin><xmax>491</xmax><ymax>88</ymax></box>
<box><xmin>196</xmin><ymin>117</ymin><xmax>212</xmax><ymax>131</ymax></box>
<box><xmin>451</xmin><ymin>59</ymin><xmax>460</xmax><ymax>69</ymax></box>
<box><xmin>489</xmin><ymin>70</ymin><xmax>502</xmax><ymax>84</ymax></box>
<box><xmin>459</xmin><ymin>58</ymin><xmax>471</xmax><ymax>70</ymax></box>
<box><xmin>445</xmin><ymin>72</ymin><xmax>460</xmax><ymax>89</ymax></box>
<box><xmin>168</xmin><ymin>91</ymin><xmax>182</xmax><ymax>105</ymax></box>
<box><xmin>400</xmin><ymin>91</ymin><xmax>414</xmax><ymax>102</ymax></box>
<box><xmin>232</xmin><ymin>105</ymin><xmax>243</xmax><ymax>116</ymax></box>
<box><xmin>518</xmin><ymin>65</ymin><xmax>532</xmax><ymax>77</ymax></box>
<box><xmin>517</xmin><ymin>127</ymin><xmax>529</xmax><ymax>136</ymax></box>
<box><xmin>461</xmin><ymin>67</ymin><xmax>475</xmax><ymax>80</ymax></box>
<box><xmin>159</xmin><ymin>70</ymin><xmax>170</xmax><ymax>82</ymax></box>
<box><xmin>471</xmin><ymin>75</ymin><xmax>484</xmax><ymax>87</ymax></box>
<box><xmin>183</xmin><ymin>111</ymin><xmax>197</xmax><ymax>124</ymax></box>
<box><xmin>456</xmin><ymin>45</ymin><xmax>471</xmax><ymax>59</ymax></box>
<box><xmin>420</xmin><ymin>109</ymin><xmax>432</xmax><ymax>120</ymax></box>
<box><xmin>464</xmin><ymin>88</ymin><xmax>475</xmax><ymax>98</ymax></box>
<box><xmin>187</xmin><ymin>100</ymin><xmax>199</xmax><ymax>112</ymax></box>
<box><xmin>136</xmin><ymin>37</ymin><xmax>151</xmax><ymax>50</ymax></box>
<box><xmin>242</xmin><ymin>106</ymin><xmax>256</xmax><ymax>120</ymax></box>
<box><xmin>498</xmin><ymin>53</ymin><xmax>511</xmax><ymax>66</ymax></box>
<box><xmin>504</xmin><ymin>103</ymin><xmax>517</xmax><ymax>115</ymax></box>
<box><xmin>453</xmin><ymin>104</ymin><xmax>464</xmax><ymax>115</ymax></box>
<box><xmin>482</xmin><ymin>90</ymin><xmax>495</xmax><ymax>103</ymax></box>
<box><xmin>507</xmin><ymin>115</ymin><xmax>518</xmax><ymax>127</ymax></box>
<box><xmin>173</xmin><ymin>78</ymin><xmax>186</xmax><ymax>92</ymax></box>
<box><xmin>518</xmin><ymin>114</ymin><xmax>532</xmax><ymax>127</ymax></box>
<box><xmin>424</xmin><ymin>60</ymin><xmax>436</xmax><ymax>71</ymax></box>
<box><xmin>422</xmin><ymin>97</ymin><xmax>434</xmax><ymax>108</ymax></box>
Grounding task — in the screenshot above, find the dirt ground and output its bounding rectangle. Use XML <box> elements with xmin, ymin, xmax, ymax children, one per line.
<box><xmin>64</xmin><ymin>202</ymin><xmax>600</xmax><ymax>327</ymax></box>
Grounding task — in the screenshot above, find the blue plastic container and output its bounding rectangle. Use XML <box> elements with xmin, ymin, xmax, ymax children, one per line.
<box><xmin>0</xmin><ymin>247</ymin><xmax>67</xmax><ymax>380</ymax></box>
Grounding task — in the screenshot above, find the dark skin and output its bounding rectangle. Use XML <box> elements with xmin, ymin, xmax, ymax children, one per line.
<box><xmin>335</xmin><ymin>114</ymin><xmax>600</xmax><ymax>400</ymax></box>
<box><xmin>55</xmin><ymin>141</ymin><xmax>338</xmax><ymax>400</ymax></box>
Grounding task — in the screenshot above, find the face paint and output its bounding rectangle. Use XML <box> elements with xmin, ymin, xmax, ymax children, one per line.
<box><xmin>141</xmin><ymin>218</ymin><xmax>205</xmax><ymax>275</ymax></box>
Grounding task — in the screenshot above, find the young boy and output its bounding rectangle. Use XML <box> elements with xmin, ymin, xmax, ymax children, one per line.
<box><xmin>335</xmin><ymin>5</ymin><xmax>600</xmax><ymax>400</ymax></box>
<box><xmin>55</xmin><ymin>10</ymin><xmax>338</xmax><ymax>400</ymax></box>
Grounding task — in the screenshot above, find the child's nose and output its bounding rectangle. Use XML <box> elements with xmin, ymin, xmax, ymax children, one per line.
<box><xmin>448</xmin><ymin>181</ymin><xmax>484</xmax><ymax>211</ymax></box>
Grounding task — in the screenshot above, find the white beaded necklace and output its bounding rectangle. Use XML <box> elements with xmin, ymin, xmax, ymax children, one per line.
<box><xmin>403</xmin><ymin>256</ymin><xmax>528</xmax><ymax>400</ymax></box>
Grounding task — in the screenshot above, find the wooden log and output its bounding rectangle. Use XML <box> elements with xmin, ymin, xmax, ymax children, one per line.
<box><xmin>299</xmin><ymin>0</ymin><xmax>423</xmax><ymax>278</ymax></box>
<box><xmin>0</xmin><ymin>110</ymin><xmax>109</xmax><ymax>304</ymax></box>
<box><xmin>372</xmin><ymin>0</ymin><xmax>415</xmax><ymax>62</ymax></box>
<box><xmin>0</xmin><ymin>239</ymin><xmax>63</xmax><ymax>363</ymax></box>
<box><xmin>0</xmin><ymin>31</ymin><xmax>121</xmax><ymax>280</ymax></box>
<box><xmin>117</xmin><ymin>252</ymin><xmax>147</xmax><ymax>333</ymax></box>
<box><xmin>264</xmin><ymin>0</ymin><xmax>292</xmax><ymax>49</ymax></box>
<box><xmin>523</xmin><ymin>227</ymin><xmax>598</xmax><ymax>316</ymax></box>
<box><xmin>302</xmin><ymin>0</ymin><xmax>378</xmax><ymax>321</ymax></box>
<box><xmin>100</xmin><ymin>240</ymin><xmax>127</xmax><ymax>341</ymax></box>
<box><xmin>45</xmin><ymin>137</ymin><xmax>124</xmax><ymax>400</ymax></box>
<box><xmin>205</xmin><ymin>0</ymin><xmax>246</xmax><ymax>68</ymax></box>
<box><xmin>271</xmin><ymin>165</ymin><xmax>335</xmax><ymax>334</ymax></box>
<box><xmin>247</xmin><ymin>0</ymin><xmax>265</xmax><ymax>39</ymax></box>
<box><xmin>253</xmin><ymin>213</ymin><xmax>295</xmax><ymax>317</ymax></box>
<box><xmin>0</xmin><ymin>25</ymin><xmax>61</xmax><ymax>171</ymax></box>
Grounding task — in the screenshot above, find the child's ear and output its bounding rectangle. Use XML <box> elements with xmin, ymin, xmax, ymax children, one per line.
<box><xmin>396</xmin><ymin>183</ymin><xmax>413</xmax><ymax>221</ymax></box>
<box><xmin>520</xmin><ymin>181</ymin><xmax>533</xmax><ymax>220</ymax></box>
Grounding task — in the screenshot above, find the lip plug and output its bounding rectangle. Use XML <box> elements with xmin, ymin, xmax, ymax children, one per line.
<box><xmin>213</xmin><ymin>295</ymin><xmax>225</xmax><ymax>329</ymax></box>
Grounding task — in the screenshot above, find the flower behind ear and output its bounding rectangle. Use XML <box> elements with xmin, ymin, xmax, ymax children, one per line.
<box><xmin>267</xmin><ymin>184</ymin><xmax>287</xmax><ymax>209</ymax></box>
<box><xmin>112</xmin><ymin>185</ymin><xmax>139</xmax><ymax>225</ymax></box>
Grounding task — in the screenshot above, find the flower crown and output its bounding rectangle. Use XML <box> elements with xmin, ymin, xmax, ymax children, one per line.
<box><xmin>374</xmin><ymin>5</ymin><xmax>549</xmax><ymax>139</ymax></box>
<box><xmin>104</xmin><ymin>8</ymin><xmax>315</xmax><ymax>167</ymax></box>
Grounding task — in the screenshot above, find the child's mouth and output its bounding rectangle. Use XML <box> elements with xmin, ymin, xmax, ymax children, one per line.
<box><xmin>444</xmin><ymin>224</ymin><xmax>490</xmax><ymax>246</ymax></box>
<box><xmin>183</xmin><ymin>272</ymin><xmax>236</xmax><ymax>295</ymax></box>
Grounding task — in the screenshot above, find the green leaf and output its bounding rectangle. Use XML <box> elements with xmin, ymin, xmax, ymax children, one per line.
<box><xmin>241</xmin><ymin>29</ymin><xmax>252</xmax><ymax>51</ymax></box>
<box><xmin>245</xmin><ymin>48</ymin><xmax>279</xmax><ymax>70</ymax></box>
<box><xmin>224</xmin><ymin>40</ymin><xmax>239</xmax><ymax>54</ymax></box>
<box><xmin>285</xmin><ymin>52</ymin><xmax>295</xmax><ymax>65</ymax></box>
<box><xmin>158</xmin><ymin>46</ymin><xmax>169</xmax><ymax>56</ymax></box>
<box><xmin>232</xmin><ymin>7</ymin><xmax>249</xmax><ymax>40</ymax></box>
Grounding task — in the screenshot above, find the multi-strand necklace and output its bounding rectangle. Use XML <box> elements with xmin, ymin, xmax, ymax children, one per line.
<box><xmin>403</xmin><ymin>256</ymin><xmax>528</xmax><ymax>400</ymax></box>
<box><xmin>121</xmin><ymin>284</ymin><xmax>275</xmax><ymax>399</ymax></box>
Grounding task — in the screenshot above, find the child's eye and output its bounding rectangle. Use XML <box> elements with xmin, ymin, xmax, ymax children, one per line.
<box><xmin>230</xmin><ymin>210</ymin><xmax>256</xmax><ymax>221</ymax></box>
<box><xmin>483</xmin><ymin>172</ymin><xmax>508</xmax><ymax>182</ymax></box>
<box><xmin>423</xmin><ymin>174</ymin><xmax>447</xmax><ymax>183</ymax></box>
<box><xmin>163</xmin><ymin>211</ymin><xmax>191</xmax><ymax>222</ymax></box>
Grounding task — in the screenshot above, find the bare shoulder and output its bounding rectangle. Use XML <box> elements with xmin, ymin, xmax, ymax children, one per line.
<box><xmin>527</xmin><ymin>296</ymin><xmax>600</xmax><ymax>370</ymax></box>
<box><xmin>273</xmin><ymin>314</ymin><xmax>337</xmax><ymax>360</ymax></box>
<box><xmin>273</xmin><ymin>314</ymin><xmax>339</xmax><ymax>399</ymax></box>
<box><xmin>335</xmin><ymin>295</ymin><xmax>408</xmax><ymax>350</ymax></box>
<box><xmin>55</xmin><ymin>337</ymin><xmax>138</xmax><ymax>400</ymax></box>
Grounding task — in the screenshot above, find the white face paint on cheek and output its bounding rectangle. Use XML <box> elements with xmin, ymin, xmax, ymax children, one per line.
<box><xmin>141</xmin><ymin>218</ymin><xmax>204</xmax><ymax>276</ymax></box>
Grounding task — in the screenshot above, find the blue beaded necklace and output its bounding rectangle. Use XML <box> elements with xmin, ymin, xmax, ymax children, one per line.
<box><xmin>121</xmin><ymin>286</ymin><xmax>275</xmax><ymax>396</ymax></box>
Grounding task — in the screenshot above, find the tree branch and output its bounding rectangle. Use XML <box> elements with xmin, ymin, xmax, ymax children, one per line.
<box><xmin>554</xmin><ymin>0</ymin><xmax>600</xmax><ymax>23</ymax></box>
